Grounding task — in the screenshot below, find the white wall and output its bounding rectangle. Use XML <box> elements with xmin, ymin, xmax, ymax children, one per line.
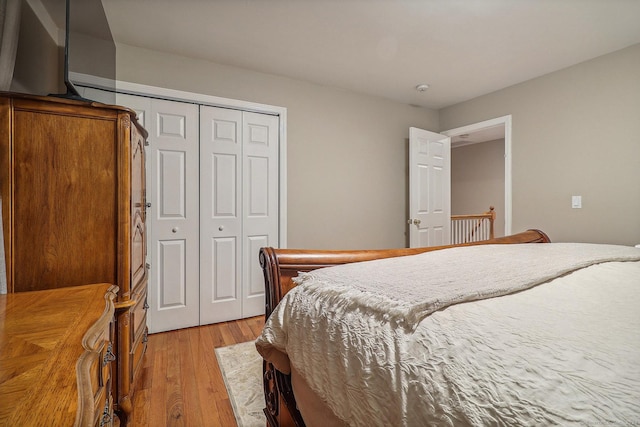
<box><xmin>440</xmin><ymin>44</ymin><xmax>640</xmax><ymax>245</ymax></box>
<box><xmin>451</xmin><ymin>139</ymin><xmax>505</xmax><ymax>237</ymax></box>
<box><xmin>18</xmin><ymin>6</ymin><xmax>638</xmax><ymax>247</ymax></box>
<box><xmin>10</xmin><ymin>0</ymin><xmax>61</xmax><ymax>95</ymax></box>
<box><xmin>116</xmin><ymin>43</ymin><xmax>440</xmax><ymax>249</ymax></box>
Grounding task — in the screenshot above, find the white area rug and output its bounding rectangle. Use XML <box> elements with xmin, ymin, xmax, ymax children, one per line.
<box><xmin>215</xmin><ymin>341</ymin><xmax>266</xmax><ymax>427</ymax></box>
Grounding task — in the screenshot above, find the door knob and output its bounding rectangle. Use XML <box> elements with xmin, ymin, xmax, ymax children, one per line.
<box><xmin>413</xmin><ymin>219</ymin><xmax>421</xmax><ymax>225</ymax></box>
<box><xmin>172</xmin><ymin>227</ymin><xmax>179</xmax><ymax>233</ymax></box>
<box><xmin>218</xmin><ymin>226</ymin><xmax>224</xmax><ymax>231</ymax></box>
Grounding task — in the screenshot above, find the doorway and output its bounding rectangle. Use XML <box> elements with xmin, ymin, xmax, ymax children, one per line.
<box><xmin>442</xmin><ymin>115</ymin><xmax>512</xmax><ymax>237</ymax></box>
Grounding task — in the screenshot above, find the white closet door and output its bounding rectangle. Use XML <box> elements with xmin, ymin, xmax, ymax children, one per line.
<box><xmin>87</xmin><ymin>89</ymin><xmax>280</xmax><ymax>329</ymax></box>
<box><xmin>147</xmin><ymin>99</ymin><xmax>200</xmax><ymax>333</ymax></box>
<box><xmin>199</xmin><ymin>106</ymin><xmax>243</xmax><ymax>323</ymax></box>
<box><xmin>199</xmin><ymin>107</ymin><xmax>279</xmax><ymax>323</ymax></box>
<box><xmin>242</xmin><ymin>111</ymin><xmax>279</xmax><ymax>317</ymax></box>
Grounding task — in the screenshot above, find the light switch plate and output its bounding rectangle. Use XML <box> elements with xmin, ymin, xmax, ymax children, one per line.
<box><xmin>572</xmin><ymin>195</ymin><xmax>582</xmax><ymax>209</ymax></box>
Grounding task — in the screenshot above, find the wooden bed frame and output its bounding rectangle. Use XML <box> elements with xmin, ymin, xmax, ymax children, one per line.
<box><xmin>258</xmin><ymin>229</ymin><xmax>551</xmax><ymax>427</ymax></box>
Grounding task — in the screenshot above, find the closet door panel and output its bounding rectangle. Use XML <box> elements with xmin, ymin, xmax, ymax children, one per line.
<box><xmin>213</xmin><ymin>153</ymin><xmax>238</xmax><ymax>216</ymax></box>
<box><xmin>247</xmin><ymin>156</ymin><xmax>269</xmax><ymax>215</ymax></box>
<box><xmin>200</xmin><ymin>106</ymin><xmax>243</xmax><ymax>324</ymax></box>
<box><xmin>242</xmin><ymin>112</ymin><xmax>279</xmax><ymax>317</ymax></box>
<box><xmin>147</xmin><ymin>99</ymin><xmax>200</xmax><ymax>333</ymax></box>
<box><xmin>247</xmin><ymin>234</ymin><xmax>268</xmax><ymax>298</ymax></box>
<box><xmin>158</xmin><ymin>240</ymin><xmax>187</xmax><ymax>306</ymax></box>
<box><xmin>210</xmin><ymin>236</ymin><xmax>237</xmax><ymax>299</ymax></box>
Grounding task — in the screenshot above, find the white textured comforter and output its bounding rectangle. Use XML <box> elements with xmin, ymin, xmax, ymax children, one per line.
<box><xmin>256</xmin><ymin>243</ymin><xmax>640</xmax><ymax>426</ymax></box>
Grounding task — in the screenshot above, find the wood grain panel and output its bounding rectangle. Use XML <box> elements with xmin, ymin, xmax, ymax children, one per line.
<box><xmin>0</xmin><ymin>92</ymin><xmax>149</xmax><ymax>424</ymax></box>
<box><xmin>13</xmin><ymin>110</ymin><xmax>117</xmax><ymax>291</ymax></box>
<box><xmin>0</xmin><ymin>284</ymin><xmax>117</xmax><ymax>426</ymax></box>
<box><xmin>129</xmin><ymin>316</ymin><xmax>264</xmax><ymax>427</ymax></box>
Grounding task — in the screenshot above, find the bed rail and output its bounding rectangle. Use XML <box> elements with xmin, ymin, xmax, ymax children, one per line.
<box><xmin>258</xmin><ymin>229</ymin><xmax>550</xmax><ymax>427</ymax></box>
<box><xmin>451</xmin><ymin>206</ymin><xmax>496</xmax><ymax>244</ymax></box>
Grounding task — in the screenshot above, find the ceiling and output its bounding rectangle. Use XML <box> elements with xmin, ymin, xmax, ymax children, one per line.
<box><xmin>450</xmin><ymin>124</ymin><xmax>505</xmax><ymax>146</ymax></box>
<box><xmin>41</xmin><ymin>0</ymin><xmax>640</xmax><ymax>110</ymax></box>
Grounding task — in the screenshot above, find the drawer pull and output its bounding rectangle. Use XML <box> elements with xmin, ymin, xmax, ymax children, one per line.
<box><xmin>103</xmin><ymin>343</ymin><xmax>116</xmax><ymax>366</ymax></box>
<box><xmin>99</xmin><ymin>400</ymin><xmax>112</xmax><ymax>427</ymax></box>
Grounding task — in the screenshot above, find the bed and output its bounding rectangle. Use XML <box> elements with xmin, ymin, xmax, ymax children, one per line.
<box><xmin>255</xmin><ymin>230</ymin><xmax>640</xmax><ymax>427</ymax></box>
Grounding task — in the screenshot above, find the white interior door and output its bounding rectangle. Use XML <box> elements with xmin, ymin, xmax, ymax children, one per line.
<box><xmin>199</xmin><ymin>106</ymin><xmax>243</xmax><ymax>324</ymax></box>
<box><xmin>199</xmin><ymin>107</ymin><xmax>279</xmax><ymax>323</ymax></box>
<box><xmin>409</xmin><ymin>127</ymin><xmax>451</xmax><ymax>248</ymax></box>
<box><xmin>242</xmin><ymin>111</ymin><xmax>279</xmax><ymax>318</ymax></box>
<box><xmin>146</xmin><ymin>99</ymin><xmax>200</xmax><ymax>333</ymax></box>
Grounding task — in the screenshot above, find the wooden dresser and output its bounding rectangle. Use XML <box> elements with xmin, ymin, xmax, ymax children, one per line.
<box><xmin>0</xmin><ymin>92</ymin><xmax>149</xmax><ymax>424</ymax></box>
<box><xmin>0</xmin><ymin>284</ymin><xmax>118</xmax><ymax>426</ymax></box>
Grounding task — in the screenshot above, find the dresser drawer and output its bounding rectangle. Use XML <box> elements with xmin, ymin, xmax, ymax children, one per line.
<box><xmin>79</xmin><ymin>337</ymin><xmax>114</xmax><ymax>427</ymax></box>
<box><xmin>131</xmin><ymin>326</ymin><xmax>148</xmax><ymax>386</ymax></box>
<box><xmin>95</xmin><ymin>393</ymin><xmax>114</xmax><ymax>427</ymax></box>
<box><xmin>93</xmin><ymin>362</ymin><xmax>109</xmax><ymax>427</ymax></box>
<box><xmin>74</xmin><ymin>285</ymin><xmax>117</xmax><ymax>427</ymax></box>
<box><xmin>131</xmin><ymin>286</ymin><xmax>148</xmax><ymax>342</ymax></box>
<box><xmin>90</xmin><ymin>325</ymin><xmax>115</xmax><ymax>426</ymax></box>
<box><xmin>129</xmin><ymin>285</ymin><xmax>148</xmax><ymax>389</ymax></box>
<box><xmin>132</xmin><ymin>274</ymin><xmax>147</xmax><ymax>297</ymax></box>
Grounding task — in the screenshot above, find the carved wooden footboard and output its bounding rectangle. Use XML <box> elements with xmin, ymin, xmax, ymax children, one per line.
<box><xmin>258</xmin><ymin>229</ymin><xmax>551</xmax><ymax>427</ymax></box>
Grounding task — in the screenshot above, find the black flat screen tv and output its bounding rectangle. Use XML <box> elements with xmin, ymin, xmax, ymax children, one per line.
<box><xmin>51</xmin><ymin>0</ymin><xmax>116</xmax><ymax>104</ymax></box>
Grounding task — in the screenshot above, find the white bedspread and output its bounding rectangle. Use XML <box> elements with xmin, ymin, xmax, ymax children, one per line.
<box><xmin>256</xmin><ymin>243</ymin><xmax>640</xmax><ymax>426</ymax></box>
<box><xmin>291</xmin><ymin>243</ymin><xmax>640</xmax><ymax>330</ymax></box>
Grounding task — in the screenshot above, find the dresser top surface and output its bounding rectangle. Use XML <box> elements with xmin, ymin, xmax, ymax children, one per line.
<box><xmin>0</xmin><ymin>283</ymin><xmax>114</xmax><ymax>426</ymax></box>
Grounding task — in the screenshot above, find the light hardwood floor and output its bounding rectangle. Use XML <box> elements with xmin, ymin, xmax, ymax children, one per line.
<box><xmin>129</xmin><ymin>316</ymin><xmax>265</xmax><ymax>427</ymax></box>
